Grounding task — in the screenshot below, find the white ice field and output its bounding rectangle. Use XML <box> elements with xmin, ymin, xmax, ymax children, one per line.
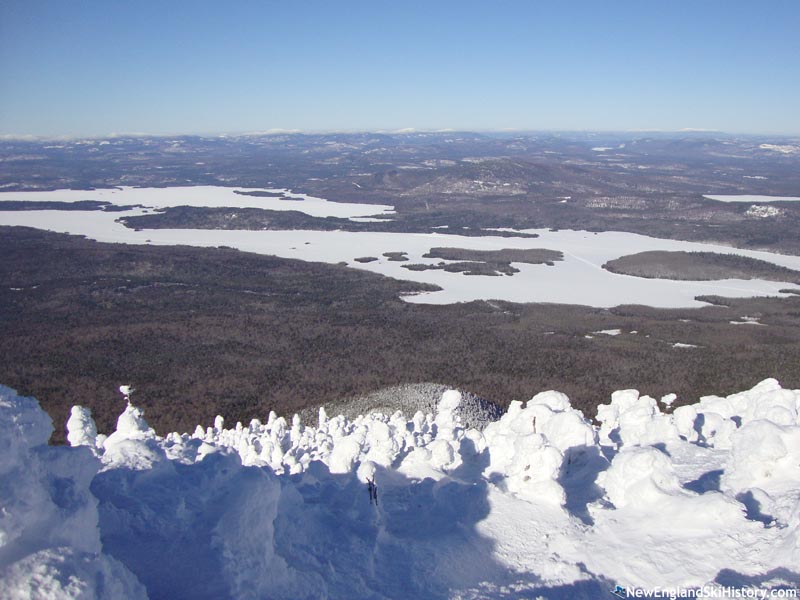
<box><xmin>2</xmin><ymin>186</ymin><xmax>800</xmax><ymax>308</ymax></box>
<box><xmin>704</xmin><ymin>194</ymin><xmax>800</xmax><ymax>203</ymax></box>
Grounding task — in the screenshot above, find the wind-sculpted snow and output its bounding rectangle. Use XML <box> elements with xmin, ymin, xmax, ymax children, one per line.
<box><xmin>2</xmin><ymin>381</ymin><xmax>800</xmax><ymax>598</ymax></box>
<box><xmin>0</xmin><ymin>386</ymin><xmax>146</xmax><ymax>599</ymax></box>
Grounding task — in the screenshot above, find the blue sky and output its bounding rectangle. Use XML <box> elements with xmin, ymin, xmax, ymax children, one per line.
<box><xmin>1</xmin><ymin>0</ymin><xmax>798</xmax><ymax>137</ymax></box>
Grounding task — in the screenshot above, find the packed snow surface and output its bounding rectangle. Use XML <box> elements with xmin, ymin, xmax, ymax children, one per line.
<box><xmin>3</xmin><ymin>187</ymin><xmax>800</xmax><ymax>307</ymax></box>
<box><xmin>2</xmin><ymin>379</ymin><xmax>800</xmax><ymax>599</ymax></box>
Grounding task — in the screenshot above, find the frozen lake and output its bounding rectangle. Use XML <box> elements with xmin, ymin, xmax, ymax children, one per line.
<box><xmin>2</xmin><ymin>186</ymin><xmax>799</xmax><ymax>308</ymax></box>
<box><xmin>704</xmin><ymin>194</ymin><xmax>800</xmax><ymax>203</ymax></box>
<box><xmin>0</xmin><ymin>185</ymin><xmax>395</xmax><ymax>220</ymax></box>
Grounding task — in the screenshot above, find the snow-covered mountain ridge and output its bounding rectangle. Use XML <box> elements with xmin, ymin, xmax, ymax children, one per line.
<box><xmin>1</xmin><ymin>380</ymin><xmax>799</xmax><ymax>599</ymax></box>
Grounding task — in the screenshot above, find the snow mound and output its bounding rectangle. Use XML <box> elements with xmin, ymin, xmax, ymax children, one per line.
<box><xmin>721</xmin><ymin>418</ymin><xmax>800</xmax><ymax>528</ymax></box>
<box><xmin>0</xmin><ymin>385</ymin><xmax>146</xmax><ymax>599</ymax></box>
<box><xmin>2</xmin><ymin>379</ymin><xmax>800</xmax><ymax>598</ymax></box>
<box><xmin>600</xmin><ymin>446</ymin><xmax>683</xmax><ymax>508</ymax></box>
<box><xmin>597</xmin><ymin>389</ymin><xmax>681</xmax><ymax>447</ymax></box>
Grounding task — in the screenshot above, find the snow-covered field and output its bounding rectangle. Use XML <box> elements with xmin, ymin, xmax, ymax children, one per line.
<box><xmin>2</xmin><ymin>380</ymin><xmax>799</xmax><ymax>599</ymax></box>
<box><xmin>2</xmin><ymin>186</ymin><xmax>800</xmax><ymax>307</ymax></box>
<box><xmin>704</xmin><ymin>194</ymin><xmax>800</xmax><ymax>203</ymax></box>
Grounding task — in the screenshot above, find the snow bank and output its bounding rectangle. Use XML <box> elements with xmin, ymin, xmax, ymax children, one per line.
<box><xmin>2</xmin><ymin>379</ymin><xmax>800</xmax><ymax>598</ymax></box>
<box><xmin>0</xmin><ymin>386</ymin><xmax>146</xmax><ymax>599</ymax></box>
<box><xmin>479</xmin><ymin>390</ymin><xmax>600</xmax><ymax>506</ymax></box>
<box><xmin>721</xmin><ymin>418</ymin><xmax>800</xmax><ymax>529</ymax></box>
<box><xmin>723</xmin><ymin>419</ymin><xmax>800</xmax><ymax>492</ymax></box>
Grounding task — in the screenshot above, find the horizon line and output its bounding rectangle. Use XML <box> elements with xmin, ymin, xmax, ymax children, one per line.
<box><xmin>2</xmin><ymin>127</ymin><xmax>799</xmax><ymax>142</ymax></box>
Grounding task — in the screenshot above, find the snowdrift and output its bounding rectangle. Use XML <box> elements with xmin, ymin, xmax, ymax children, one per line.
<box><xmin>2</xmin><ymin>380</ymin><xmax>799</xmax><ymax>599</ymax></box>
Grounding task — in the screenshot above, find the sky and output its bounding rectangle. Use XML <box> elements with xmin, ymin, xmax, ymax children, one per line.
<box><xmin>1</xmin><ymin>0</ymin><xmax>798</xmax><ymax>137</ymax></box>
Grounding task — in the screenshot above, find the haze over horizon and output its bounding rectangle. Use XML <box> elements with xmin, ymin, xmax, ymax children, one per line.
<box><xmin>2</xmin><ymin>127</ymin><xmax>792</xmax><ymax>143</ymax></box>
<box><xmin>1</xmin><ymin>0</ymin><xmax>798</xmax><ymax>138</ymax></box>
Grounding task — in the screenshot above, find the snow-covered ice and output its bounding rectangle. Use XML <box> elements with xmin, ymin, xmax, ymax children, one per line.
<box><xmin>3</xmin><ymin>378</ymin><xmax>800</xmax><ymax>598</ymax></box>
<box><xmin>0</xmin><ymin>185</ymin><xmax>395</xmax><ymax>219</ymax></box>
<box><xmin>758</xmin><ymin>144</ymin><xmax>800</xmax><ymax>155</ymax></box>
<box><xmin>3</xmin><ymin>186</ymin><xmax>800</xmax><ymax>307</ymax></box>
<box><xmin>704</xmin><ymin>194</ymin><xmax>800</xmax><ymax>203</ymax></box>
<box><xmin>593</xmin><ymin>329</ymin><xmax>622</xmax><ymax>336</ymax></box>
